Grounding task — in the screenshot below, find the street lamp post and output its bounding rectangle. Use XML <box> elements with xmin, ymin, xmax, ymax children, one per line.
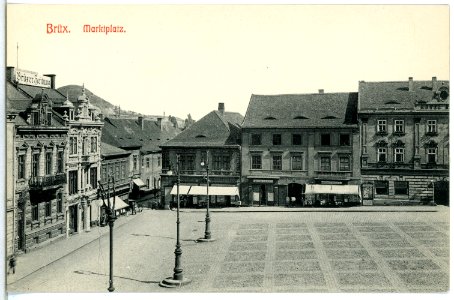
<box><xmin>98</xmin><ymin>175</ymin><xmax>116</xmax><ymax>292</ymax></box>
<box><xmin>197</xmin><ymin>150</ymin><xmax>215</xmax><ymax>242</ymax></box>
<box><xmin>160</xmin><ymin>154</ymin><xmax>191</xmax><ymax>288</ymax></box>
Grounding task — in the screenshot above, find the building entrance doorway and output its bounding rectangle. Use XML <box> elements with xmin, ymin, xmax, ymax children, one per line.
<box><xmin>69</xmin><ymin>205</ymin><xmax>78</xmax><ymax>234</ymax></box>
<box><xmin>17</xmin><ymin>210</ymin><xmax>25</xmax><ymax>251</ymax></box>
<box><xmin>288</xmin><ymin>183</ymin><xmax>303</xmax><ymax>206</ymax></box>
<box><xmin>434</xmin><ymin>181</ymin><xmax>449</xmax><ymax>206</ymax></box>
<box><xmin>260</xmin><ymin>184</ymin><xmax>266</xmax><ymax>206</ymax></box>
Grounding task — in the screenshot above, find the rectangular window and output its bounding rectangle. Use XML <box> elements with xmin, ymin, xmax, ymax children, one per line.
<box><xmin>90</xmin><ymin>167</ymin><xmax>98</xmax><ymax>189</ymax></box>
<box><xmin>394</xmin><ymin>148</ymin><xmax>404</xmax><ymax>163</ymax></box>
<box><xmin>377</xmin><ymin>120</ymin><xmax>387</xmax><ymax>133</ymax></box>
<box><xmin>121</xmin><ymin>163</ymin><xmax>126</xmax><ymax>179</ymax></box>
<box><xmin>32</xmin><ymin>202</ymin><xmax>39</xmax><ymax>221</ymax></box>
<box><xmin>378</xmin><ymin>148</ymin><xmax>387</xmax><ymax>162</ymax></box>
<box><xmin>162</xmin><ymin>152</ymin><xmax>169</xmax><ymax>170</ymax></box>
<box><xmin>32</xmin><ymin>112</ymin><xmax>40</xmax><ymax>125</ymax></box>
<box><xmin>69</xmin><ymin>170</ymin><xmax>78</xmax><ymax>195</ymax></box>
<box><xmin>292</xmin><ymin>134</ymin><xmax>302</xmax><ymax>145</ymax></box>
<box><xmin>272</xmin><ymin>134</ymin><xmax>282</xmax><ymax>146</ymax></box>
<box><xmin>18</xmin><ymin>154</ymin><xmax>25</xmax><ymax>179</ymax></box>
<box><xmin>32</xmin><ymin>153</ymin><xmax>40</xmax><ymax>177</ymax></box>
<box><xmin>157</xmin><ymin>157</ymin><xmax>161</xmax><ymax>167</ymax></box>
<box><xmin>394</xmin><ymin>181</ymin><xmax>409</xmax><ymax>195</ymax></box>
<box><xmin>291</xmin><ymin>154</ymin><xmax>303</xmax><ymax>170</ymax></box>
<box><xmin>251</xmin><ymin>134</ymin><xmax>261</xmax><ymax>145</ymax></box>
<box><xmin>394</xmin><ymin>120</ymin><xmax>404</xmax><ymax>133</ymax></box>
<box><xmin>133</xmin><ymin>155</ymin><xmax>138</xmax><ymax>171</ymax></box>
<box><xmin>181</xmin><ymin>154</ymin><xmax>195</xmax><ymax>172</ymax></box>
<box><xmin>57</xmin><ymin>194</ymin><xmax>63</xmax><ymax>214</ymax></box>
<box><xmin>339</xmin><ymin>134</ymin><xmax>350</xmax><ymax>146</ymax></box>
<box><xmin>427</xmin><ymin>148</ymin><xmax>437</xmax><ymax>164</ymax></box>
<box><xmin>57</xmin><ymin>151</ymin><xmax>64</xmax><ymax>173</ymax></box>
<box><xmin>90</xmin><ymin>137</ymin><xmax>97</xmax><ymax>153</ymax></box>
<box><xmin>251</xmin><ymin>154</ymin><xmax>262</xmax><ymax>169</ymax></box>
<box><xmin>146</xmin><ymin>158</ymin><xmax>150</xmax><ymax>168</ymax></box>
<box><xmin>141</xmin><ymin>157</ymin><xmax>144</xmax><ymax>167</ymax></box>
<box><xmin>320</xmin><ymin>157</ymin><xmax>331</xmax><ymax>171</ymax></box>
<box><xmin>115</xmin><ymin>163</ymin><xmax>121</xmax><ymax>180</ymax></box>
<box><xmin>321</xmin><ymin>134</ymin><xmax>331</xmax><ymax>146</ymax></box>
<box><xmin>427</xmin><ymin>120</ymin><xmax>437</xmax><ymax>133</ymax></box>
<box><xmin>70</xmin><ymin>137</ymin><xmax>77</xmax><ymax>155</ymax></box>
<box><xmin>45</xmin><ymin>152</ymin><xmax>53</xmax><ymax>175</ymax></box>
<box><xmin>45</xmin><ymin>201</ymin><xmax>52</xmax><ymax>217</ymax></box>
<box><xmin>339</xmin><ymin>156</ymin><xmax>350</xmax><ymax>171</ymax></box>
<box><xmin>101</xmin><ymin>166</ymin><xmax>107</xmax><ymax>182</ymax></box>
<box><xmin>272</xmin><ymin>155</ymin><xmax>282</xmax><ymax>170</ymax></box>
<box><xmin>82</xmin><ymin>137</ymin><xmax>88</xmax><ymax>155</ymax></box>
<box><xmin>47</xmin><ymin>112</ymin><xmax>52</xmax><ymax>126</ymax></box>
<box><xmin>375</xmin><ymin>180</ymin><xmax>389</xmax><ymax>195</ymax></box>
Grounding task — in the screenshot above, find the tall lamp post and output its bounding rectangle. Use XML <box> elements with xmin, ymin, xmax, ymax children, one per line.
<box><xmin>98</xmin><ymin>175</ymin><xmax>116</xmax><ymax>292</ymax></box>
<box><xmin>160</xmin><ymin>154</ymin><xmax>191</xmax><ymax>287</ymax></box>
<box><xmin>198</xmin><ymin>150</ymin><xmax>215</xmax><ymax>242</ymax></box>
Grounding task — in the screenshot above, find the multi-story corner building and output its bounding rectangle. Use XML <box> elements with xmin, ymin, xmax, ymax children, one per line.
<box><xmin>358</xmin><ymin>77</ymin><xmax>449</xmax><ymax>205</ymax></box>
<box><xmin>6</xmin><ymin>110</ymin><xmax>17</xmax><ymax>264</ymax></box>
<box><xmin>102</xmin><ymin>115</ymin><xmax>181</xmax><ymax>201</ymax></box>
<box><xmin>160</xmin><ymin>103</ymin><xmax>243</xmax><ymax>208</ymax></box>
<box><xmin>241</xmin><ymin>92</ymin><xmax>361</xmax><ymax>206</ymax></box>
<box><xmin>53</xmin><ymin>86</ymin><xmax>104</xmax><ymax>234</ymax></box>
<box><xmin>6</xmin><ymin>77</ymin><xmax>69</xmax><ymax>252</ymax></box>
<box><xmin>99</xmin><ymin>142</ymin><xmax>132</xmax><ymax>213</ymax></box>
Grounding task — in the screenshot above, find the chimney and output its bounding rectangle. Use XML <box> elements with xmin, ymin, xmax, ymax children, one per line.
<box><xmin>44</xmin><ymin>74</ymin><xmax>56</xmax><ymax>89</ymax></box>
<box><xmin>408</xmin><ymin>77</ymin><xmax>414</xmax><ymax>92</ymax></box>
<box><xmin>157</xmin><ymin>117</ymin><xmax>163</xmax><ymax>130</ymax></box>
<box><xmin>218</xmin><ymin>102</ymin><xmax>225</xmax><ymax>115</ymax></box>
<box><xmin>318</xmin><ymin>89</ymin><xmax>324</xmax><ymax>94</ymax></box>
<box><xmin>6</xmin><ymin>66</ymin><xmax>16</xmax><ymax>83</ymax></box>
<box><xmin>138</xmin><ymin>116</ymin><xmax>144</xmax><ymax>130</ymax></box>
<box><xmin>432</xmin><ymin>76</ymin><xmax>438</xmax><ymax>91</ymax></box>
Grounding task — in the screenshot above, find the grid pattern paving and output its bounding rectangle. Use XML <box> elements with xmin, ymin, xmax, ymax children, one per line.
<box><xmin>179</xmin><ymin>220</ymin><xmax>449</xmax><ymax>292</ymax></box>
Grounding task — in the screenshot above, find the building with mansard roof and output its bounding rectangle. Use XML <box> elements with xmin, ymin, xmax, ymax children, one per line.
<box><xmin>358</xmin><ymin>77</ymin><xmax>449</xmax><ymax>205</ymax></box>
<box><xmin>241</xmin><ymin>91</ymin><xmax>361</xmax><ymax>207</ymax></box>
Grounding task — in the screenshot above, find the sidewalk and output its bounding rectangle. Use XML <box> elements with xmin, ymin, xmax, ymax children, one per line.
<box><xmin>179</xmin><ymin>205</ymin><xmax>444</xmax><ymax>213</ymax></box>
<box><xmin>6</xmin><ymin>211</ymin><xmax>140</xmax><ymax>285</ymax></box>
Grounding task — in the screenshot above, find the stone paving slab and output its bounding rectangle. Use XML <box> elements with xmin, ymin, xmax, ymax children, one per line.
<box><xmin>7</xmin><ymin>208</ymin><xmax>450</xmax><ymax>293</ymax></box>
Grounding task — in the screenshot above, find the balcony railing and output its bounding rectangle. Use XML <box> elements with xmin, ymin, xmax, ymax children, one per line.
<box><xmin>29</xmin><ymin>173</ymin><xmax>66</xmax><ymax>189</ymax></box>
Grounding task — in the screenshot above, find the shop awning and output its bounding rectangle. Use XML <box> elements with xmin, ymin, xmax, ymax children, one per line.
<box><xmin>304</xmin><ymin>184</ymin><xmax>360</xmax><ymax>195</ymax></box>
<box><xmin>170</xmin><ymin>185</ymin><xmax>191</xmax><ymax>195</ymax></box>
<box><xmin>132</xmin><ymin>178</ymin><xmax>146</xmax><ymax>187</ymax></box>
<box><xmin>94</xmin><ymin>197</ymin><xmax>130</xmax><ymax>210</ymax></box>
<box><xmin>187</xmin><ymin>186</ymin><xmax>239</xmax><ymax>196</ymax></box>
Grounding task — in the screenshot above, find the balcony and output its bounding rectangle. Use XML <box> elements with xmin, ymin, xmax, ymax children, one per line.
<box><xmin>29</xmin><ymin>173</ymin><xmax>66</xmax><ymax>190</ymax></box>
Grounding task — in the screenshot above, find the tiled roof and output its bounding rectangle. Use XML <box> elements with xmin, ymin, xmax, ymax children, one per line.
<box><xmin>359</xmin><ymin>80</ymin><xmax>450</xmax><ymax>111</ymax></box>
<box><xmin>16</xmin><ymin>84</ymin><xmax>66</xmax><ymax>102</ymax></box>
<box><xmin>101</xmin><ymin>142</ymin><xmax>131</xmax><ymax>157</ymax></box>
<box><xmin>102</xmin><ymin>117</ymin><xmax>181</xmax><ymax>152</ymax></box>
<box><xmin>242</xmin><ymin>93</ymin><xmax>358</xmax><ymax>128</ymax></box>
<box><xmin>162</xmin><ymin>110</ymin><xmax>243</xmax><ymax>148</ymax></box>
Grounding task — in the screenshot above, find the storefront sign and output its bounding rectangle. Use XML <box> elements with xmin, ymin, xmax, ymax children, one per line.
<box><xmin>15</xmin><ymin>69</ymin><xmax>51</xmax><ymax>88</ymax></box>
<box><xmin>320</xmin><ymin>181</ymin><xmax>343</xmax><ymax>185</ymax></box>
<box><xmin>253</xmin><ymin>179</ymin><xmax>274</xmax><ymax>184</ymax></box>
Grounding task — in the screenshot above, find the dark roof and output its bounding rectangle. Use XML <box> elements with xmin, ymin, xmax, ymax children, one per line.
<box><xmin>101</xmin><ymin>117</ymin><xmax>181</xmax><ymax>152</ymax></box>
<box><xmin>242</xmin><ymin>93</ymin><xmax>358</xmax><ymax>129</ymax></box>
<box><xmin>359</xmin><ymin>80</ymin><xmax>450</xmax><ymax>111</ymax></box>
<box><xmin>6</xmin><ymin>81</ymin><xmax>32</xmax><ymax>112</ymax></box>
<box><xmin>16</xmin><ymin>84</ymin><xmax>66</xmax><ymax>102</ymax></box>
<box><xmin>162</xmin><ymin>110</ymin><xmax>243</xmax><ymax>148</ymax></box>
<box><xmin>101</xmin><ymin>142</ymin><xmax>131</xmax><ymax>157</ymax></box>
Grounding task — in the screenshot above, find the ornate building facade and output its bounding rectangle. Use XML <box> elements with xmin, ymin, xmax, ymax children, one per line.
<box><xmin>358</xmin><ymin>77</ymin><xmax>449</xmax><ymax>205</ymax></box>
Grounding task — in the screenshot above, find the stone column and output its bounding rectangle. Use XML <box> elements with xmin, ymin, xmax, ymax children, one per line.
<box><xmin>83</xmin><ymin>200</ymin><xmax>90</xmax><ymax>232</ymax></box>
<box><xmin>77</xmin><ymin>203</ymin><xmax>82</xmax><ymax>234</ymax></box>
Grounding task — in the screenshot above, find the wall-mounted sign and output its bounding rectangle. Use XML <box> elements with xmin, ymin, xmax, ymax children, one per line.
<box><xmin>253</xmin><ymin>179</ymin><xmax>274</xmax><ymax>184</ymax></box>
<box><xmin>15</xmin><ymin>69</ymin><xmax>51</xmax><ymax>88</ymax></box>
<box><xmin>361</xmin><ymin>183</ymin><xmax>374</xmax><ymax>200</ymax></box>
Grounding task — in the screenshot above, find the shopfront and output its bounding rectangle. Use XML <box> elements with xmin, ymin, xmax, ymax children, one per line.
<box><xmin>304</xmin><ymin>184</ymin><xmax>361</xmax><ymax>206</ymax></box>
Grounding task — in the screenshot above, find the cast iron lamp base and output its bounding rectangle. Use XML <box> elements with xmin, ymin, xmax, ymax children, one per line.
<box><xmin>159</xmin><ymin>277</ymin><xmax>192</xmax><ymax>288</ymax></box>
<box><xmin>196</xmin><ymin>237</ymin><xmax>216</xmax><ymax>243</ymax></box>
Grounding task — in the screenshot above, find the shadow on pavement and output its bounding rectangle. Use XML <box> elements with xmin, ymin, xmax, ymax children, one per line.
<box><xmin>74</xmin><ymin>270</ymin><xmax>160</xmax><ymax>284</ymax></box>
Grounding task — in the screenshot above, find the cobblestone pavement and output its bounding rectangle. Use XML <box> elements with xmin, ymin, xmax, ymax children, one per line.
<box><xmin>7</xmin><ymin>207</ymin><xmax>449</xmax><ymax>293</ymax></box>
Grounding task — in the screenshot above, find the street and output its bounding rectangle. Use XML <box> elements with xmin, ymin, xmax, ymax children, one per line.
<box><xmin>7</xmin><ymin>207</ymin><xmax>450</xmax><ymax>293</ymax></box>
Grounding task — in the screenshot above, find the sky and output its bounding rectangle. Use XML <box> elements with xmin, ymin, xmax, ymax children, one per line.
<box><xmin>6</xmin><ymin>4</ymin><xmax>450</xmax><ymax>120</ymax></box>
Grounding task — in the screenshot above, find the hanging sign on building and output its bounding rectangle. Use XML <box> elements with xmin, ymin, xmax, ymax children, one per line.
<box><xmin>15</xmin><ymin>69</ymin><xmax>52</xmax><ymax>88</ymax></box>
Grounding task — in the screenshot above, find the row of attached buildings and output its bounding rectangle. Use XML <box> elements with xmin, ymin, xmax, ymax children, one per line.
<box><xmin>5</xmin><ymin>67</ymin><xmax>181</xmax><ymax>262</ymax></box>
<box><xmin>160</xmin><ymin>77</ymin><xmax>449</xmax><ymax>208</ymax></box>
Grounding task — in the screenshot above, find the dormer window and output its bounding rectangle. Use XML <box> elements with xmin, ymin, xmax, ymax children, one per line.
<box><xmin>47</xmin><ymin>112</ymin><xmax>52</xmax><ymax>126</ymax></box>
<box><xmin>264</xmin><ymin>116</ymin><xmax>276</xmax><ymax>120</ymax></box>
<box><xmin>32</xmin><ymin>112</ymin><xmax>40</xmax><ymax>125</ymax></box>
<box><xmin>293</xmin><ymin>116</ymin><xmax>308</xmax><ymax>120</ymax></box>
<box><xmin>195</xmin><ymin>135</ymin><xmax>207</xmax><ymax>138</ymax></box>
<box><xmin>321</xmin><ymin>115</ymin><xmax>337</xmax><ymax>119</ymax></box>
